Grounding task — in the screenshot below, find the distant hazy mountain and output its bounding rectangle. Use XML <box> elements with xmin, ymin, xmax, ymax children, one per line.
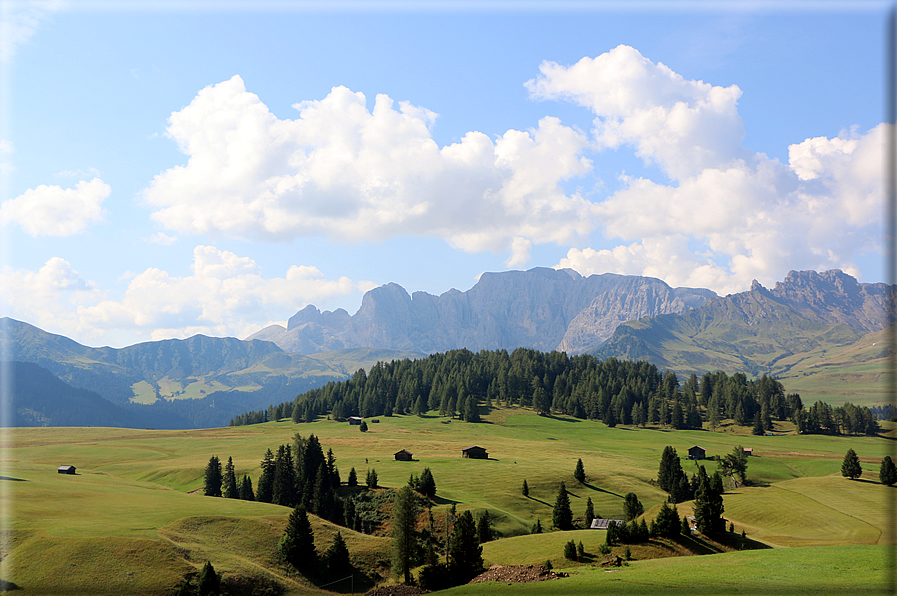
<box><xmin>594</xmin><ymin>269</ymin><xmax>893</xmax><ymax>381</ymax></box>
<box><xmin>250</xmin><ymin>267</ymin><xmax>716</xmax><ymax>355</ymax></box>
<box><xmin>1</xmin><ymin>318</ymin><xmax>420</xmax><ymax>427</ymax></box>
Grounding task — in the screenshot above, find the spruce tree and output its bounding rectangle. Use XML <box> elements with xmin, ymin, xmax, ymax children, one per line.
<box><xmin>584</xmin><ymin>497</ymin><xmax>595</xmax><ymax>527</ymax></box>
<box><xmin>198</xmin><ymin>561</ymin><xmax>220</xmax><ymax>596</ymax></box>
<box><xmin>278</xmin><ymin>505</ymin><xmax>316</xmax><ymax>570</ymax></box>
<box><xmin>693</xmin><ymin>465</ymin><xmax>724</xmax><ymax>534</ymax></box>
<box><xmin>841</xmin><ymin>448</ymin><xmax>863</xmax><ymax>480</ymax></box>
<box><xmin>391</xmin><ymin>486</ymin><xmax>418</xmax><ymax>584</ymax></box>
<box><xmin>532</xmin><ymin>518</ymin><xmax>543</xmax><ymax>534</ymax></box>
<box><xmin>880</xmin><ymin>455</ymin><xmax>897</xmax><ymax>486</ymax></box>
<box><xmin>222</xmin><ymin>456</ymin><xmax>238</xmax><ymax>499</ymax></box>
<box><xmin>623</xmin><ymin>492</ymin><xmax>644</xmax><ymax>521</ymax></box>
<box><xmin>256</xmin><ymin>449</ymin><xmax>276</xmax><ymax>503</ymax></box>
<box><xmin>347</xmin><ymin>467</ymin><xmax>358</xmax><ymax>487</ymax></box>
<box><xmin>573</xmin><ymin>458</ymin><xmax>586</xmax><ymax>484</ymax></box>
<box><xmin>563</xmin><ymin>539</ymin><xmax>577</xmax><ymax>560</ymax></box>
<box><xmin>752</xmin><ymin>411</ymin><xmax>765</xmax><ymax>435</ymax></box>
<box><xmin>239</xmin><ymin>474</ymin><xmax>255</xmax><ymax>501</ymax></box>
<box><xmin>477</xmin><ymin>510</ymin><xmax>492</xmax><ymax>543</ymax></box>
<box><xmin>418</xmin><ymin>467</ymin><xmax>437</xmax><ymax>499</ymax></box>
<box><xmin>323</xmin><ymin>531</ymin><xmax>351</xmax><ymax>579</ymax></box>
<box><xmin>366</xmin><ymin>468</ymin><xmax>378</xmax><ymax>488</ymax></box>
<box><xmin>552</xmin><ymin>482</ymin><xmax>573</xmax><ymax>530</ymax></box>
<box><xmin>654</xmin><ymin>502</ymin><xmax>681</xmax><ymax>539</ymax></box>
<box><xmin>203</xmin><ymin>456</ymin><xmax>222</xmax><ymax>497</ymax></box>
<box><xmin>448</xmin><ymin>510</ymin><xmax>483</xmax><ymax>582</ymax></box>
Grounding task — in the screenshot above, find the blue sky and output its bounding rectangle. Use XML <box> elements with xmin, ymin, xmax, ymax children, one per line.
<box><xmin>0</xmin><ymin>1</ymin><xmax>890</xmax><ymax>348</ymax></box>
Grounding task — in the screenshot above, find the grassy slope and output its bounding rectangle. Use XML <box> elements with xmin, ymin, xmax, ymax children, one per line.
<box><xmin>3</xmin><ymin>409</ymin><xmax>895</xmax><ymax>593</ymax></box>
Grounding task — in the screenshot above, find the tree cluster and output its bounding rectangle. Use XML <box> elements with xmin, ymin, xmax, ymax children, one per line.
<box><xmin>407</xmin><ymin>467</ymin><xmax>437</xmax><ymax>499</ymax></box>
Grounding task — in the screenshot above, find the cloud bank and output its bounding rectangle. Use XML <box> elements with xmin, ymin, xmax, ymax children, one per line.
<box><xmin>1</xmin><ymin>178</ymin><xmax>110</xmax><ymax>236</ymax></box>
<box><xmin>0</xmin><ymin>246</ymin><xmax>374</xmax><ymax>346</ymax></box>
<box><xmin>144</xmin><ymin>76</ymin><xmax>597</xmax><ymax>255</ymax></box>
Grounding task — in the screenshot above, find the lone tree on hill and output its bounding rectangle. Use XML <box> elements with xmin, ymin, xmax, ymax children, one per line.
<box><xmin>204</xmin><ymin>456</ymin><xmax>222</xmax><ymax>497</ymax></box>
<box><xmin>418</xmin><ymin>467</ymin><xmax>437</xmax><ymax>499</ymax></box>
<box><xmin>552</xmin><ymin>482</ymin><xmax>573</xmax><ymax>530</ymax></box>
<box><xmin>584</xmin><ymin>497</ymin><xmax>595</xmax><ymax>527</ymax></box>
<box><xmin>880</xmin><ymin>456</ymin><xmax>897</xmax><ymax>486</ymax></box>
<box><xmin>719</xmin><ymin>445</ymin><xmax>748</xmax><ymax>486</ymax></box>
<box><xmin>574</xmin><ymin>458</ymin><xmax>586</xmax><ymax>484</ymax></box>
<box><xmin>278</xmin><ymin>505</ymin><xmax>316</xmax><ymax>571</ymax></box>
<box><xmin>347</xmin><ymin>467</ymin><xmax>358</xmax><ymax>487</ymax></box>
<box><xmin>841</xmin><ymin>448</ymin><xmax>863</xmax><ymax>480</ymax></box>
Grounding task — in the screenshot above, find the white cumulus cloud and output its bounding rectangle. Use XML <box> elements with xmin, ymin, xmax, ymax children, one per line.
<box><xmin>1</xmin><ymin>247</ymin><xmax>375</xmax><ymax>346</ymax></box>
<box><xmin>541</xmin><ymin>46</ymin><xmax>884</xmax><ymax>293</ymax></box>
<box><xmin>143</xmin><ymin>76</ymin><xmax>596</xmax><ymax>263</ymax></box>
<box><xmin>1</xmin><ymin>177</ymin><xmax>110</xmax><ymax>236</ymax></box>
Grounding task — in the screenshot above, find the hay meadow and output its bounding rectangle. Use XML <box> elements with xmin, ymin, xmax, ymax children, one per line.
<box><xmin>1</xmin><ymin>408</ymin><xmax>894</xmax><ymax>594</ymax></box>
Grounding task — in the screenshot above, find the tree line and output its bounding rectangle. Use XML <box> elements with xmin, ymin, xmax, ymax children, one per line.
<box><xmin>229</xmin><ymin>348</ymin><xmax>879</xmax><ymax>437</ymax></box>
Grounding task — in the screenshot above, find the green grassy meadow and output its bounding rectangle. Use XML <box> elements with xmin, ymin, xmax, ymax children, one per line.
<box><xmin>2</xmin><ymin>408</ymin><xmax>895</xmax><ymax>594</ymax></box>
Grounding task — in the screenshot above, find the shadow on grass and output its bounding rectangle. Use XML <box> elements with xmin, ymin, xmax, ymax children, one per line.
<box><xmin>526</xmin><ymin>496</ymin><xmax>551</xmax><ymax>507</ymax></box>
<box><xmin>433</xmin><ymin>495</ymin><xmax>461</xmax><ymax>506</ymax></box>
<box><xmin>579</xmin><ymin>483</ymin><xmax>623</xmax><ymax>499</ymax></box>
<box><xmin>0</xmin><ymin>476</ymin><xmax>28</xmax><ymax>482</ymax></box>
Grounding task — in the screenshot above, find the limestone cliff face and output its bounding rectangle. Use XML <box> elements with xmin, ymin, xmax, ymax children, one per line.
<box><xmin>251</xmin><ymin>268</ymin><xmax>716</xmax><ymax>355</ymax></box>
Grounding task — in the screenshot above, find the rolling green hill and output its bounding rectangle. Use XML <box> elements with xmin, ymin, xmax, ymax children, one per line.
<box><xmin>3</xmin><ymin>407</ymin><xmax>894</xmax><ymax>594</ymax></box>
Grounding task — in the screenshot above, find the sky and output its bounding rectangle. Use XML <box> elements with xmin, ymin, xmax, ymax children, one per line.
<box><xmin>0</xmin><ymin>0</ymin><xmax>891</xmax><ymax>348</ymax></box>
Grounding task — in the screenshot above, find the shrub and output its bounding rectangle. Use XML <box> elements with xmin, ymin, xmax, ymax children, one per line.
<box><xmin>564</xmin><ymin>539</ymin><xmax>577</xmax><ymax>560</ymax></box>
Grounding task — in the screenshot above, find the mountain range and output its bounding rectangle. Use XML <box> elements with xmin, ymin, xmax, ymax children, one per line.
<box><xmin>3</xmin><ymin>267</ymin><xmax>892</xmax><ymax>428</ymax></box>
<box><xmin>249</xmin><ymin>267</ymin><xmax>716</xmax><ymax>354</ymax></box>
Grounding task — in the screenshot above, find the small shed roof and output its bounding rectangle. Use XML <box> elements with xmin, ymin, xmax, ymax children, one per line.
<box><xmin>462</xmin><ymin>446</ymin><xmax>485</xmax><ymax>451</ymax></box>
<box><xmin>689</xmin><ymin>445</ymin><xmax>706</xmax><ymax>451</ymax></box>
<box><xmin>590</xmin><ymin>518</ymin><xmax>626</xmax><ymax>530</ymax></box>
<box><xmin>394</xmin><ymin>449</ymin><xmax>413</xmax><ymax>456</ymax></box>
<box><xmin>57</xmin><ymin>465</ymin><xmax>76</xmax><ymax>473</ymax></box>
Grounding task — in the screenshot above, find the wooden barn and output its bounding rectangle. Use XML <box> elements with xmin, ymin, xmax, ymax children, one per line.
<box><xmin>347</xmin><ymin>416</ymin><xmax>363</xmax><ymax>425</ymax></box>
<box><xmin>743</xmin><ymin>448</ymin><xmax>753</xmax><ymax>456</ymax></box>
<box><xmin>394</xmin><ymin>449</ymin><xmax>413</xmax><ymax>461</ymax></box>
<box><xmin>687</xmin><ymin>445</ymin><xmax>707</xmax><ymax>460</ymax></box>
<box><xmin>462</xmin><ymin>446</ymin><xmax>488</xmax><ymax>459</ymax></box>
<box><xmin>57</xmin><ymin>465</ymin><xmax>76</xmax><ymax>475</ymax></box>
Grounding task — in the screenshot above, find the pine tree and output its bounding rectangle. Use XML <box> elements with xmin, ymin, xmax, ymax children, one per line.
<box><xmin>418</xmin><ymin>467</ymin><xmax>437</xmax><ymax>499</ymax></box>
<box><xmin>563</xmin><ymin>539</ymin><xmax>577</xmax><ymax>560</ymax></box>
<box><xmin>573</xmin><ymin>458</ymin><xmax>586</xmax><ymax>484</ymax></box>
<box><xmin>360</xmin><ymin>420</ymin><xmax>368</xmax><ymax>432</ymax></box>
<box><xmin>222</xmin><ymin>456</ymin><xmax>238</xmax><ymax>499</ymax></box>
<box><xmin>584</xmin><ymin>497</ymin><xmax>595</xmax><ymax>527</ymax></box>
<box><xmin>532</xmin><ymin>518</ymin><xmax>542</xmax><ymax>534</ymax></box>
<box><xmin>323</xmin><ymin>531</ymin><xmax>351</xmax><ymax>579</ymax></box>
<box><xmin>347</xmin><ymin>467</ymin><xmax>358</xmax><ymax>487</ymax></box>
<box><xmin>391</xmin><ymin>486</ymin><xmax>418</xmax><ymax>584</ymax></box>
<box><xmin>693</xmin><ymin>465</ymin><xmax>724</xmax><ymax>534</ymax></box>
<box><xmin>198</xmin><ymin>561</ymin><xmax>220</xmax><ymax>596</ymax></box>
<box><xmin>880</xmin><ymin>456</ymin><xmax>897</xmax><ymax>486</ymax></box>
<box><xmin>841</xmin><ymin>448</ymin><xmax>863</xmax><ymax>480</ymax></box>
<box><xmin>522</xmin><ymin>479</ymin><xmax>529</xmax><ymax>497</ymax></box>
<box><xmin>552</xmin><ymin>482</ymin><xmax>573</xmax><ymax>530</ymax></box>
<box><xmin>752</xmin><ymin>411</ymin><xmax>765</xmax><ymax>435</ymax></box>
<box><xmin>239</xmin><ymin>474</ymin><xmax>255</xmax><ymax>501</ymax></box>
<box><xmin>203</xmin><ymin>456</ymin><xmax>222</xmax><ymax>497</ymax></box>
<box><xmin>257</xmin><ymin>449</ymin><xmax>276</xmax><ymax>503</ymax></box>
<box><xmin>477</xmin><ymin>510</ymin><xmax>492</xmax><ymax>543</ymax></box>
<box><xmin>448</xmin><ymin>510</ymin><xmax>483</xmax><ymax>582</ymax></box>
<box><xmin>278</xmin><ymin>505</ymin><xmax>316</xmax><ymax>570</ymax></box>
<box><xmin>366</xmin><ymin>468</ymin><xmax>378</xmax><ymax>488</ymax></box>
<box><xmin>623</xmin><ymin>492</ymin><xmax>644</xmax><ymax>521</ymax></box>
<box><xmin>654</xmin><ymin>502</ymin><xmax>681</xmax><ymax>539</ymax></box>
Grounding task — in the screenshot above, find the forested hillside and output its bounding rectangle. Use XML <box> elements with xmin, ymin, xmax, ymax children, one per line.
<box><xmin>234</xmin><ymin>348</ymin><xmax>878</xmax><ymax>436</ymax></box>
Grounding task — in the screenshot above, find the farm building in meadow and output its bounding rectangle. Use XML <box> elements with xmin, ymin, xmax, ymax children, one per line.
<box><xmin>462</xmin><ymin>446</ymin><xmax>488</xmax><ymax>459</ymax></box>
<box><xmin>743</xmin><ymin>448</ymin><xmax>753</xmax><ymax>456</ymax></box>
<box><xmin>347</xmin><ymin>416</ymin><xmax>363</xmax><ymax>425</ymax></box>
<box><xmin>590</xmin><ymin>518</ymin><xmax>625</xmax><ymax>530</ymax></box>
<box><xmin>687</xmin><ymin>445</ymin><xmax>707</xmax><ymax>460</ymax></box>
<box><xmin>394</xmin><ymin>449</ymin><xmax>413</xmax><ymax>461</ymax></box>
<box><xmin>57</xmin><ymin>465</ymin><xmax>76</xmax><ymax>475</ymax></box>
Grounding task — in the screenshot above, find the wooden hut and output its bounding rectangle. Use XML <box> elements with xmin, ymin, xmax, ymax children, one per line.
<box><xmin>462</xmin><ymin>446</ymin><xmax>488</xmax><ymax>459</ymax></box>
<box><xmin>394</xmin><ymin>449</ymin><xmax>413</xmax><ymax>461</ymax></box>
<box><xmin>347</xmin><ymin>416</ymin><xmax>363</xmax><ymax>425</ymax></box>
<box><xmin>57</xmin><ymin>465</ymin><xmax>76</xmax><ymax>475</ymax></box>
<box><xmin>687</xmin><ymin>445</ymin><xmax>706</xmax><ymax>460</ymax></box>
